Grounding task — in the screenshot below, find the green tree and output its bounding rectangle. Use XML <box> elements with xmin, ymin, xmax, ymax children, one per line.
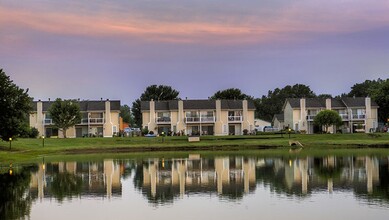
<box><xmin>0</xmin><ymin>69</ymin><xmax>32</xmax><ymax>141</ymax></box>
<box><xmin>132</xmin><ymin>85</ymin><xmax>180</xmax><ymax>127</ymax></box>
<box><xmin>48</xmin><ymin>98</ymin><xmax>81</xmax><ymax>138</ymax></box>
<box><xmin>347</xmin><ymin>78</ymin><xmax>389</xmax><ymax>122</ymax></box>
<box><xmin>313</xmin><ymin>110</ymin><xmax>343</xmax><ymax>133</ymax></box>
<box><xmin>256</xmin><ymin>84</ymin><xmax>316</xmax><ymax>121</ymax></box>
<box><xmin>120</xmin><ymin>104</ymin><xmax>134</xmax><ymax>126</ymax></box>
<box><xmin>370</xmin><ymin>79</ymin><xmax>389</xmax><ymax>122</ymax></box>
<box><xmin>348</xmin><ymin>79</ymin><xmax>382</xmax><ymax>97</ymax></box>
<box><xmin>211</xmin><ymin>88</ymin><xmax>253</xmax><ymax>100</ymax></box>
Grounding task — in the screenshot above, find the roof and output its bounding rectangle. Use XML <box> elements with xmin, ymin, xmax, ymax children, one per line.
<box><xmin>285</xmin><ymin>97</ymin><xmax>378</xmax><ymax>109</ymax></box>
<box><xmin>273</xmin><ymin>114</ymin><xmax>284</xmax><ymax>122</ymax></box>
<box><xmin>141</xmin><ymin>99</ymin><xmax>255</xmax><ymax>111</ymax></box>
<box><xmin>341</xmin><ymin>97</ymin><xmax>378</xmax><ymax>107</ymax></box>
<box><xmin>32</xmin><ymin>100</ymin><xmax>121</xmax><ymax>112</ymax></box>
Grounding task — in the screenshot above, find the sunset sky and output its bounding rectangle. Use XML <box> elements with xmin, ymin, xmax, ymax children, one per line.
<box><xmin>1</xmin><ymin>0</ymin><xmax>388</xmax><ymax>105</ymax></box>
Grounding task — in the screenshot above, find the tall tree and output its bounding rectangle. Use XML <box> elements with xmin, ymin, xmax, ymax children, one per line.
<box><xmin>120</xmin><ymin>104</ymin><xmax>134</xmax><ymax>126</ymax></box>
<box><xmin>369</xmin><ymin>79</ymin><xmax>389</xmax><ymax>122</ymax></box>
<box><xmin>348</xmin><ymin>78</ymin><xmax>389</xmax><ymax>122</ymax></box>
<box><xmin>313</xmin><ymin>110</ymin><xmax>343</xmax><ymax>133</ymax></box>
<box><xmin>256</xmin><ymin>84</ymin><xmax>316</xmax><ymax>121</ymax></box>
<box><xmin>0</xmin><ymin>69</ymin><xmax>32</xmax><ymax>141</ymax></box>
<box><xmin>211</xmin><ymin>88</ymin><xmax>253</xmax><ymax>100</ymax></box>
<box><xmin>48</xmin><ymin>99</ymin><xmax>81</xmax><ymax>138</ymax></box>
<box><xmin>132</xmin><ymin>85</ymin><xmax>180</xmax><ymax>127</ymax></box>
<box><xmin>348</xmin><ymin>79</ymin><xmax>382</xmax><ymax>97</ymax></box>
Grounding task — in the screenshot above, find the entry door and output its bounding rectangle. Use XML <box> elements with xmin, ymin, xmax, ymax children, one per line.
<box><xmin>76</xmin><ymin>128</ymin><xmax>83</xmax><ymax>138</ymax></box>
<box><xmin>229</xmin><ymin>125</ymin><xmax>235</xmax><ymax>135</ymax></box>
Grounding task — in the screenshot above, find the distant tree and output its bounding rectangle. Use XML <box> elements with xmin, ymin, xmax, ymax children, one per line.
<box><xmin>313</xmin><ymin>110</ymin><xmax>343</xmax><ymax>133</ymax></box>
<box><xmin>120</xmin><ymin>104</ymin><xmax>134</xmax><ymax>126</ymax></box>
<box><xmin>132</xmin><ymin>85</ymin><xmax>180</xmax><ymax>127</ymax></box>
<box><xmin>211</xmin><ymin>88</ymin><xmax>253</xmax><ymax>100</ymax></box>
<box><xmin>317</xmin><ymin>94</ymin><xmax>333</xmax><ymax>99</ymax></box>
<box><xmin>0</xmin><ymin>69</ymin><xmax>32</xmax><ymax>141</ymax></box>
<box><xmin>369</xmin><ymin>79</ymin><xmax>389</xmax><ymax>122</ymax></box>
<box><xmin>348</xmin><ymin>79</ymin><xmax>382</xmax><ymax>97</ymax></box>
<box><xmin>48</xmin><ymin>99</ymin><xmax>81</xmax><ymax>138</ymax></box>
<box><xmin>256</xmin><ymin>84</ymin><xmax>316</xmax><ymax>121</ymax></box>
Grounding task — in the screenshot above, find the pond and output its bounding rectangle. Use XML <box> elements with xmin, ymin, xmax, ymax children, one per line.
<box><xmin>1</xmin><ymin>153</ymin><xmax>389</xmax><ymax>220</ymax></box>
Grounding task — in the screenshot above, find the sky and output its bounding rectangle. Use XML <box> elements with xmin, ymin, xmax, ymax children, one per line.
<box><xmin>1</xmin><ymin>0</ymin><xmax>389</xmax><ymax>105</ymax></box>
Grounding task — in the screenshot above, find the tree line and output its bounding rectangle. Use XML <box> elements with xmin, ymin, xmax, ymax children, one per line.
<box><xmin>1</xmin><ymin>68</ymin><xmax>388</xmax><ymax>140</ymax></box>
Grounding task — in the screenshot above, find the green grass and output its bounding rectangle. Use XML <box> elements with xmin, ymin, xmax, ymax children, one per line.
<box><xmin>1</xmin><ymin>133</ymin><xmax>389</xmax><ymax>164</ymax></box>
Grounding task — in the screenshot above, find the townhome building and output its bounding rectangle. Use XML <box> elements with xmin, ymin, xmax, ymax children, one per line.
<box><xmin>141</xmin><ymin>99</ymin><xmax>255</xmax><ymax>136</ymax></box>
<box><xmin>30</xmin><ymin>99</ymin><xmax>120</xmax><ymax>138</ymax></box>
<box><xmin>283</xmin><ymin>97</ymin><xmax>378</xmax><ymax>134</ymax></box>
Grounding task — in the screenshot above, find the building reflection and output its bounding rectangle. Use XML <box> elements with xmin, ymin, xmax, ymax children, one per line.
<box><xmin>29</xmin><ymin>160</ymin><xmax>122</xmax><ymax>201</ymax></box>
<box><xmin>24</xmin><ymin>155</ymin><xmax>389</xmax><ymax>204</ymax></box>
<box><xmin>142</xmin><ymin>156</ymin><xmax>257</xmax><ymax>202</ymax></box>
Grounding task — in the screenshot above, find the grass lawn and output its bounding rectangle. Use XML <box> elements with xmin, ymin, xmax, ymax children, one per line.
<box><xmin>1</xmin><ymin>133</ymin><xmax>389</xmax><ymax>163</ymax></box>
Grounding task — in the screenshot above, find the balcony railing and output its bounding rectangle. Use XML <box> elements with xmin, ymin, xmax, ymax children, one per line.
<box><xmin>352</xmin><ymin>114</ymin><xmax>365</xmax><ymax>120</ymax></box>
<box><xmin>156</xmin><ymin>117</ymin><xmax>171</xmax><ymax>124</ymax></box>
<box><xmin>307</xmin><ymin>115</ymin><xmax>316</xmax><ymax>121</ymax></box>
<box><xmin>44</xmin><ymin>119</ymin><xmax>52</xmax><ymax>124</ymax></box>
<box><xmin>228</xmin><ymin>116</ymin><xmax>242</xmax><ymax>122</ymax></box>
<box><xmin>339</xmin><ymin>114</ymin><xmax>349</xmax><ymax>120</ymax></box>
<box><xmin>81</xmin><ymin>118</ymin><xmax>104</xmax><ymax>124</ymax></box>
<box><xmin>186</xmin><ymin>116</ymin><xmax>215</xmax><ymax>123</ymax></box>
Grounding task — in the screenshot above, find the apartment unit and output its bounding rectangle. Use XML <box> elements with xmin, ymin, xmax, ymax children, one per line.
<box><xmin>141</xmin><ymin>99</ymin><xmax>255</xmax><ymax>135</ymax></box>
<box><xmin>30</xmin><ymin>99</ymin><xmax>120</xmax><ymax>138</ymax></box>
<box><xmin>283</xmin><ymin>97</ymin><xmax>378</xmax><ymax>134</ymax></box>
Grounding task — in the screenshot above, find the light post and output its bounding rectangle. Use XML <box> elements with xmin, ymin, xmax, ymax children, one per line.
<box><xmin>161</xmin><ymin>131</ymin><xmax>165</xmax><ymax>143</ymax></box>
<box><xmin>9</xmin><ymin>163</ymin><xmax>13</xmax><ymax>175</ymax></box>
<box><xmin>9</xmin><ymin>137</ymin><xmax>12</xmax><ymax>150</ymax></box>
<box><xmin>288</xmin><ymin>128</ymin><xmax>292</xmax><ymax>139</ymax></box>
<box><xmin>42</xmin><ymin>135</ymin><xmax>45</xmax><ymax>147</ymax></box>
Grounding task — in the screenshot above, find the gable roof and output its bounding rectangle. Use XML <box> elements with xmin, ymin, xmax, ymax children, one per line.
<box><xmin>272</xmin><ymin>114</ymin><xmax>284</xmax><ymax>122</ymax></box>
<box><xmin>285</xmin><ymin>97</ymin><xmax>378</xmax><ymax>109</ymax></box>
<box><xmin>32</xmin><ymin>100</ymin><xmax>121</xmax><ymax>112</ymax></box>
<box><xmin>342</xmin><ymin>97</ymin><xmax>378</xmax><ymax>107</ymax></box>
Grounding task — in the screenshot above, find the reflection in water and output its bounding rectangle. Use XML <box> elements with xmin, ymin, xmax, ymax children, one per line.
<box><xmin>1</xmin><ymin>154</ymin><xmax>389</xmax><ymax>219</ymax></box>
<box><xmin>0</xmin><ymin>165</ymin><xmax>37</xmax><ymax>220</ymax></box>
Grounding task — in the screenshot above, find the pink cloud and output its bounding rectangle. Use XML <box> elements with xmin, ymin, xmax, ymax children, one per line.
<box><xmin>1</xmin><ymin>1</ymin><xmax>389</xmax><ymax>46</ymax></box>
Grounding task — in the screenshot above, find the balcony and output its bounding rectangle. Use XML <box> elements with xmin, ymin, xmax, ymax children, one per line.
<box><xmin>186</xmin><ymin>116</ymin><xmax>215</xmax><ymax>123</ymax></box>
<box><xmin>307</xmin><ymin>115</ymin><xmax>316</xmax><ymax>121</ymax></box>
<box><xmin>81</xmin><ymin>118</ymin><xmax>104</xmax><ymax>124</ymax></box>
<box><xmin>44</xmin><ymin>119</ymin><xmax>53</xmax><ymax>125</ymax></box>
<box><xmin>339</xmin><ymin>114</ymin><xmax>349</xmax><ymax>120</ymax></box>
<box><xmin>156</xmin><ymin>117</ymin><xmax>171</xmax><ymax>124</ymax></box>
<box><xmin>228</xmin><ymin>116</ymin><xmax>242</xmax><ymax>122</ymax></box>
<box><xmin>352</xmin><ymin>114</ymin><xmax>365</xmax><ymax>120</ymax></box>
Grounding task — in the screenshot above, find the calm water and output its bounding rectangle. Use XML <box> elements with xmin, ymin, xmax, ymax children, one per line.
<box><xmin>1</xmin><ymin>153</ymin><xmax>389</xmax><ymax>220</ymax></box>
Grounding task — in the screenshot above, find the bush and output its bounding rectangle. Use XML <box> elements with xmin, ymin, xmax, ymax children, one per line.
<box><xmin>243</xmin><ymin>129</ymin><xmax>249</xmax><ymax>135</ymax></box>
<box><xmin>20</xmin><ymin>127</ymin><xmax>40</xmax><ymax>138</ymax></box>
<box><xmin>142</xmin><ymin>128</ymin><xmax>149</xmax><ymax>135</ymax></box>
<box><xmin>29</xmin><ymin>127</ymin><xmax>39</xmax><ymax>138</ymax></box>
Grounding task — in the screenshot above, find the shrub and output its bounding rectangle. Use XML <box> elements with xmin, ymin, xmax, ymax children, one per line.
<box><xmin>243</xmin><ymin>129</ymin><xmax>249</xmax><ymax>135</ymax></box>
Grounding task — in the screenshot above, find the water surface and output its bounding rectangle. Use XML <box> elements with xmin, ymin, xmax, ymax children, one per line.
<box><xmin>1</xmin><ymin>153</ymin><xmax>389</xmax><ymax>220</ymax></box>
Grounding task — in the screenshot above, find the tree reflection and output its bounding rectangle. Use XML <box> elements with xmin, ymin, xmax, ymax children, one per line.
<box><xmin>313</xmin><ymin>157</ymin><xmax>343</xmax><ymax>180</ymax></box>
<box><xmin>0</xmin><ymin>165</ymin><xmax>37</xmax><ymax>220</ymax></box>
<box><xmin>50</xmin><ymin>172</ymin><xmax>82</xmax><ymax>202</ymax></box>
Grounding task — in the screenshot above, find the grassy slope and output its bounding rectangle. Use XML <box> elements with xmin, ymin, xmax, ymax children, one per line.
<box><xmin>0</xmin><ymin>133</ymin><xmax>388</xmax><ymax>163</ymax></box>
